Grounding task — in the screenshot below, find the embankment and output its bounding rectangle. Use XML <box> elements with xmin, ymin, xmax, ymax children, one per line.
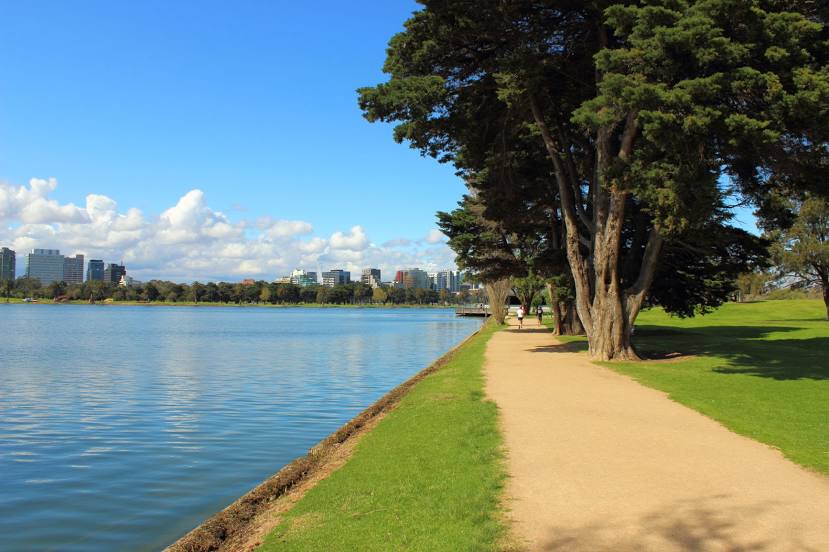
<box><xmin>167</xmin><ymin>321</ymin><xmax>501</xmax><ymax>552</ymax></box>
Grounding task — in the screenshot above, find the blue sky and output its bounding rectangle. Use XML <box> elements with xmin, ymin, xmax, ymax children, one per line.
<box><xmin>1</xmin><ymin>1</ymin><xmax>461</xmax><ymax>232</ymax></box>
<box><xmin>0</xmin><ymin>1</ymin><xmax>465</xmax><ymax>280</ymax></box>
<box><xmin>0</xmin><ymin>1</ymin><xmax>758</xmax><ymax>281</ymax></box>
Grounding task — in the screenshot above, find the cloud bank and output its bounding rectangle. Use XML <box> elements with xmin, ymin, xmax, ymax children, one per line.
<box><xmin>0</xmin><ymin>178</ymin><xmax>457</xmax><ymax>282</ymax></box>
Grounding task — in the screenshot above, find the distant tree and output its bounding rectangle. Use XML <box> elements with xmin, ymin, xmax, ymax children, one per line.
<box><xmin>389</xmin><ymin>287</ymin><xmax>406</xmax><ymax>305</ymax></box>
<box><xmin>112</xmin><ymin>286</ymin><xmax>128</xmax><ymax>301</ymax></box>
<box><xmin>372</xmin><ymin>286</ymin><xmax>389</xmax><ymax>304</ymax></box>
<box><xmin>259</xmin><ymin>285</ymin><xmax>272</xmax><ymax>303</ymax></box>
<box><xmin>144</xmin><ymin>281</ymin><xmax>160</xmax><ymax>302</ymax></box>
<box><xmin>735</xmin><ymin>271</ymin><xmax>773</xmax><ymax>301</ymax></box>
<box><xmin>512</xmin><ymin>274</ymin><xmax>545</xmax><ymax>315</ymax></box>
<box><xmin>438</xmin><ymin>289</ymin><xmax>449</xmax><ymax>305</ymax></box>
<box><xmin>204</xmin><ymin>282</ymin><xmax>219</xmax><ymax>303</ymax></box>
<box><xmin>190</xmin><ymin>282</ymin><xmax>206</xmax><ymax>303</ymax></box>
<box><xmin>300</xmin><ymin>286</ymin><xmax>318</xmax><ymax>303</ymax></box>
<box><xmin>45</xmin><ymin>281</ymin><xmax>67</xmax><ymax>300</ymax></box>
<box><xmin>771</xmin><ymin>197</ymin><xmax>829</xmax><ymax>319</ymax></box>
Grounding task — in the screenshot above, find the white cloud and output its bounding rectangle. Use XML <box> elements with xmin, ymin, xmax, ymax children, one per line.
<box><xmin>0</xmin><ymin>178</ymin><xmax>89</xmax><ymax>224</ymax></box>
<box><xmin>329</xmin><ymin>225</ymin><xmax>369</xmax><ymax>251</ymax></box>
<box><xmin>424</xmin><ymin>229</ymin><xmax>446</xmax><ymax>244</ymax></box>
<box><xmin>383</xmin><ymin>238</ymin><xmax>412</xmax><ymax>248</ymax></box>
<box><xmin>258</xmin><ymin>218</ymin><xmax>314</xmax><ymax>239</ymax></box>
<box><xmin>0</xmin><ymin>177</ymin><xmax>458</xmax><ymax>281</ymax></box>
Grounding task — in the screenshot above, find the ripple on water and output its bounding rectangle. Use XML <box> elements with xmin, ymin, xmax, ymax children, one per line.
<box><xmin>0</xmin><ymin>306</ymin><xmax>480</xmax><ymax>552</ymax></box>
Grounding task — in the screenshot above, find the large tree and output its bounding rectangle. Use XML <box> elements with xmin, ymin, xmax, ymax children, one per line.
<box><xmin>771</xmin><ymin>196</ymin><xmax>829</xmax><ymax>318</ymax></box>
<box><xmin>360</xmin><ymin>0</ymin><xmax>823</xmax><ymax>359</ymax></box>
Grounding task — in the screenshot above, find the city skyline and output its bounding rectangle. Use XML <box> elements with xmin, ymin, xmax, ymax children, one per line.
<box><xmin>2</xmin><ymin>244</ymin><xmax>464</xmax><ymax>291</ymax></box>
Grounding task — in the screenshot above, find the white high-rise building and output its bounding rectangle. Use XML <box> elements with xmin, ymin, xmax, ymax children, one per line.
<box><xmin>361</xmin><ymin>268</ymin><xmax>382</xmax><ymax>289</ymax></box>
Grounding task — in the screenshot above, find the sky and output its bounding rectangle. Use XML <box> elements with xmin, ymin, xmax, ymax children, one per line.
<box><xmin>0</xmin><ymin>1</ymin><xmax>759</xmax><ymax>282</ymax></box>
<box><xmin>0</xmin><ymin>0</ymin><xmax>464</xmax><ymax>282</ymax></box>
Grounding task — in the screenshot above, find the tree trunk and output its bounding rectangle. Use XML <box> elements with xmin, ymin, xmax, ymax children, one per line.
<box><xmin>552</xmin><ymin>303</ymin><xmax>563</xmax><ymax>334</ymax></box>
<box><xmin>561</xmin><ymin>302</ymin><xmax>584</xmax><ymax>335</ymax></box>
<box><xmin>822</xmin><ymin>273</ymin><xmax>829</xmax><ymax>321</ymax></box>
<box><xmin>529</xmin><ymin>95</ymin><xmax>663</xmax><ymax>359</ymax></box>
<box><xmin>485</xmin><ymin>278</ymin><xmax>511</xmax><ymax>324</ymax></box>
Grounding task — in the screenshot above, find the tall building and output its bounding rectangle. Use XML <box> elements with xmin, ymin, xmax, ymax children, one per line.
<box><xmin>63</xmin><ymin>254</ymin><xmax>85</xmax><ymax>284</ymax></box>
<box><xmin>290</xmin><ymin>269</ymin><xmax>318</xmax><ymax>287</ymax></box>
<box><xmin>0</xmin><ymin>247</ymin><xmax>15</xmax><ymax>282</ymax></box>
<box><xmin>322</xmin><ymin>269</ymin><xmax>350</xmax><ymax>287</ymax></box>
<box><xmin>87</xmin><ymin>259</ymin><xmax>105</xmax><ymax>282</ymax></box>
<box><xmin>25</xmin><ymin>249</ymin><xmax>65</xmax><ymax>284</ymax></box>
<box><xmin>394</xmin><ymin>268</ymin><xmax>431</xmax><ymax>290</ymax></box>
<box><xmin>104</xmin><ymin>263</ymin><xmax>126</xmax><ymax>285</ymax></box>
<box><xmin>434</xmin><ymin>270</ymin><xmax>457</xmax><ymax>292</ymax></box>
<box><xmin>360</xmin><ymin>268</ymin><xmax>381</xmax><ymax>289</ymax></box>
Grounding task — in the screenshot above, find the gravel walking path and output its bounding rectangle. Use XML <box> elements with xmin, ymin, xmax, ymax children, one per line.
<box><xmin>485</xmin><ymin>318</ymin><xmax>829</xmax><ymax>551</ymax></box>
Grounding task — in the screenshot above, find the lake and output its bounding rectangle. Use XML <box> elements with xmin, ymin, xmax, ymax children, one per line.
<box><xmin>0</xmin><ymin>304</ymin><xmax>481</xmax><ymax>551</ymax></box>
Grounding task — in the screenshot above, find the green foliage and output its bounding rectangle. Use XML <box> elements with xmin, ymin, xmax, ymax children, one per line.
<box><xmin>3</xmin><ymin>277</ymin><xmax>466</xmax><ymax>307</ymax></box>
<box><xmin>359</xmin><ymin>0</ymin><xmax>805</xmax><ymax>352</ymax></box>
<box><xmin>259</xmin><ymin>323</ymin><xmax>505</xmax><ymax>551</ymax></box>
<box><xmin>769</xmin><ymin>195</ymin><xmax>829</xmax><ymax>315</ymax></box>
<box><xmin>771</xmin><ymin>196</ymin><xmax>829</xmax><ymax>284</ymax></box>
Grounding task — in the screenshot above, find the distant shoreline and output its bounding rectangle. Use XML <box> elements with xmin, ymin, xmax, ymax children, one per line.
<box><xmin>0</xmin><ymin>298</ymin><xmax>455</xmax><ymax>309</ymax></box>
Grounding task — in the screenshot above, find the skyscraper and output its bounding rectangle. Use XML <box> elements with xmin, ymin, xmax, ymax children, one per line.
<box><xmin>361</xmin><ymin>268</ymin><xmax>381</xmax><ymax>288</ymax></box>
<box><xmin>104</xmin><ymin>263</ymin><xmax>126</xmax><ymax>284</ymax></box>
<box><xmin>25</xmin><ymin>249</ymin><xmax>65</xmax><ymax>284</ymax></box>
<box><xmin>0</xmin><ymin>247</ymin><xmax>15</xmax><ymax>282</ymax></box>
<box><xmin>321</xmin><ymin>269</ymin><xmax>350</xmax><ymax>287</ymax></box>
<box><xmin>87</xmin><ymin>259</ymin><xmax>105</xmax><ymax>282</ymax></box>
<box><xmin>290</xmin><ymin>269</ymin><xmax>318</xmax><ymax>287</ymax></box>
<box><xmin>435</xmin><ymin>270</ymin><xmax>456</xmax><ymax>292</ymax></box>
<box><xmin>63</xmin><ymin>254</ymin><xmax>85</xmax><ymax>284</ymax></box>
<box><xmin>394</xmin><ymin>268</ymin><xmax>431</xmax><ymax>290</ymax></box>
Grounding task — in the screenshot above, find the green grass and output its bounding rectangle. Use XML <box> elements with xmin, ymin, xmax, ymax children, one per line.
<box><xmin>258</xmin><ymin>322</ymin><xmax>507</xmax><ymax>551</ymax></box>
<box><xmin>551</xmin><ymin>300</ymin><xmax>828</xmax><ymax>474</ymax></box>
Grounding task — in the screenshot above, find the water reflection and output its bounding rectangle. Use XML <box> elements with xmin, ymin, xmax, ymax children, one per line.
<box><xmin>0</xmin><ymin>305</ymin><xmax>479</xmax><ymax>551</ymax></box>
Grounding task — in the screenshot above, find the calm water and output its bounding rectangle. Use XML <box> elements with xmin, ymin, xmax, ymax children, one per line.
<box><xmin>0</xmin><ymin>305</ymin><xmax>480</xmax><ymax>551</ymax></box>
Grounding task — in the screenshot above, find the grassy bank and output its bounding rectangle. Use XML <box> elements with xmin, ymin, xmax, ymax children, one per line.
<box><xmin>257</xmin><ymin>322</ymin><xmax>506</xmax><ymax>551</ymax></box>
<box><xmin>557</xmin><ymin>300</ymin><xmax>828</xmax><ymax>474</ymax></box>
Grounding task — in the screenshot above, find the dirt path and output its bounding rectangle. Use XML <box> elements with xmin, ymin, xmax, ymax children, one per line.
<box><xmin>485</xmin><ymin>318</ymin><xmax>829</xmax><ymax>551</ymax></box>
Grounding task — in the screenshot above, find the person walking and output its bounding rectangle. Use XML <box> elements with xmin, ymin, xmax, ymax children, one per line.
<box><xmin>516</xmin><ymin>306</ymin><xmax>524</xmax><ymax>329</ymax></box>
<box><xmin>536</xmin><ymin>304</ymin><xmax>543</xmax><ymax>325</ymax></box>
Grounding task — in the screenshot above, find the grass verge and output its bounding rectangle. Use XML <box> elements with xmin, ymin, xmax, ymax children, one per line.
<box><xmin>257</xmin><ymin>322</ymin><xmax>506</xmax><ymax>551</ymax></box>
<box><xmin>550</xmin><ymin>300</ymin><xmax>828</xmax><ymax>474</ymax></box>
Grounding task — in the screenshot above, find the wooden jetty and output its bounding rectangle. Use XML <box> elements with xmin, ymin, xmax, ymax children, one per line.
<box><xmin>455</xmin><ymin>306</ymin><xmax>490</xmax><ymax>317</ymax></box>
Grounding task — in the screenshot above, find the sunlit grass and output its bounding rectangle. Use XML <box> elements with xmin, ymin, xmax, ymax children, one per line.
<box><xmin>552</xmin><ymin>300</ymin><xmax>828</xmax><ymax>474</ymax></box>
<box><xmin>258</xmin><ymin>322</ymin><xmax>507</xmax><ymax>551</ymax></box>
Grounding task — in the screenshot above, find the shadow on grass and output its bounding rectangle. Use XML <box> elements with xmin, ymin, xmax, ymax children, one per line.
<box><xmin>538</xmin><ymin>494</ymin><xmax>823</xmax><ymax>552</ymax></box>
<box><xmin>633</xmin><ymin>325</ymin><xmax>828</xmax><ymax>381</ymax></box>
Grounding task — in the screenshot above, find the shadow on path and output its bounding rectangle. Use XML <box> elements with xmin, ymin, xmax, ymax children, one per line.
<box><xmin>538</xmin><ymin>495</ymin><xmax>822</xmax><ymax>552</ymax></box>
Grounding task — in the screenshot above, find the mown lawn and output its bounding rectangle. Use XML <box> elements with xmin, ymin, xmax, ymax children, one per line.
<box><xmin>558</xmin><ymin>300</ymin><xmax>828</xmax><ymax>474</ymax></box>
<box><xmin>258</xmin><ymin>322</ymin><xmax>506</xmax><ymax>551</ymax></box>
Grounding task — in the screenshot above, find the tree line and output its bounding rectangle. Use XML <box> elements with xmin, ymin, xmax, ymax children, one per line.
<box><xmin>359</xmin><ymin>0</ymin><xmax>829</xmax><ymax>359</ymax></box>
<box><xmin>1</xmin><ymin>278</ymin><xmax>480</xmax><ymax>306</ymax></box>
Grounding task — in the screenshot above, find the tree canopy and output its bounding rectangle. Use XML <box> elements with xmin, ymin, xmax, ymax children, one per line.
<box><xmin>360</xmin><ymin>0</ymin><xmax>825</xmax><ymax>359</ymax></box>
